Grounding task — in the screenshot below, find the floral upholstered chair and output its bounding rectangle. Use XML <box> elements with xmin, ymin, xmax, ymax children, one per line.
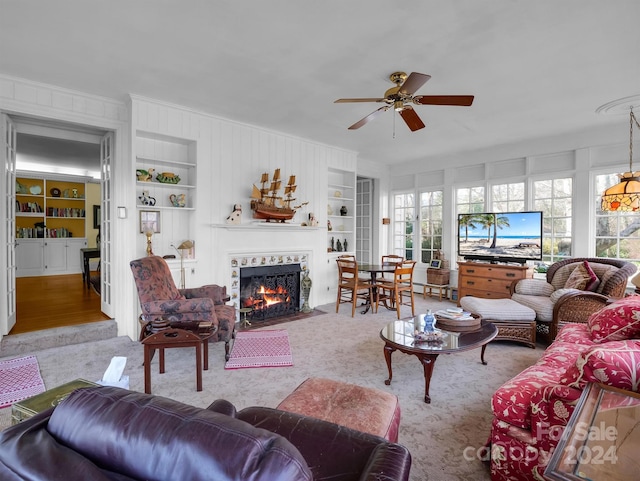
<box><xmin>130</xmin><ymin>256</ymin><xmax>236</xmax><ymax>361</ymax></box>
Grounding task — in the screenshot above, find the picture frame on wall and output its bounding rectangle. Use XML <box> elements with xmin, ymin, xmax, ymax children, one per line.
<box><xmin>429</xmin><ymin>259</ymin><xmax>442</xmax><ymax>269</ymax></box>
<box><xmin>93</xmin><ymin>205</ymin><xmax>100</xmax><ymax>229</ymax></box>
<box><xmin>140</xmin><ymin>210</ymin><xmax>161</xmax><ymax>233</ymax></box>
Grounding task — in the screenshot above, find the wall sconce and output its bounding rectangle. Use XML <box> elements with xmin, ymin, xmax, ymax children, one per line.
<box><xmin>382</xmin><ymin>217</ymin><xmax>391</xmax><ymax>225</ymax></box>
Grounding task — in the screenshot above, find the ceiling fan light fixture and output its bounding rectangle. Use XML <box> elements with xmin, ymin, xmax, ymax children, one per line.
<box><xmin>393</xmin><ymin>100</ymin><xmax>404</xmax><ymax>112</ymax></box>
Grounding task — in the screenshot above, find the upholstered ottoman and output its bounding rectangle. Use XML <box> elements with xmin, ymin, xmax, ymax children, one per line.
<box><xmin>276</xmin><ymin>377</ymin><xmax>401</xmax><ymax>442</ymax></box>
<box><xmin>460</xmin><ymin>297</ymin><xmax>537</xmax><ymax>348</ymax></box>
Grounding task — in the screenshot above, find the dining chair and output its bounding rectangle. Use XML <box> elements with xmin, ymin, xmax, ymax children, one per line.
<box><xmin>336</xmin><ymin>258</ymin><xmax>376</xmax><ymax>317</ymax></box>
<box><xmin>380</xmin><ymin>254</ymin><xmax>404</xmax><ymax>281</ymax></box>
<box><xmin>376</xmin><ymin>260</ymin><xmax>416</xmax><ymax>319</ymax></box>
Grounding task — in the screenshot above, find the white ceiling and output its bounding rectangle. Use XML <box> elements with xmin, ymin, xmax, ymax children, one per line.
<box><xmin>1</xmin><ymin>0</ymin><xmax>639</xmax><ymax>167</ymax></box>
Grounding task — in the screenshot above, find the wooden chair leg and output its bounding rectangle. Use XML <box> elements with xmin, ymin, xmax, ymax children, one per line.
<box><xmin>203</xmin><ymin>338</ymin><xmax>209</xmax><ymax>371</ymax></box>
<box><xmin>195</xmin><ymin>342</ymin><xmax>202</xmax><ymax>392</ymax></box>
<box><xmin>336</xmin><ymin>287</ymin><xmax>341</xmax><ymax>313</ymax></box>
<box><xmin>351</xmin><ymin>288</ymin><xmax>356</xmax><ymax>317</ymax></box>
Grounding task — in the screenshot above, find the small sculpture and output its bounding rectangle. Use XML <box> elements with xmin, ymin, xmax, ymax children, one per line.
<box><xmin>226</xmin><ymin>204</ymin><xmax>242</xmax><ymax>224</ymax></box>
<box><xmin>300</xmin><ymin>271</ymin><xmax>313</xmax><ymax>313</ymax></box>
<box><xmin>331</xmin><ymin>237</ymin><xmax>335</xmax><ymax>251</ymax></box>
<box><xmin>138</xmin><ymin>190</ymin><xmax>156</xmax><ymax>206</ymax></box>
<box><xmin>136</xmin><ymin>168</ymin><xmax>155</xmax><ymax>182</ymax></box>
<box><xmin>336</xmin><ymin>239</ymin><xmax>343</xmax><ymax>252</ymax></box>
<box><xmin>340</xmin><ymin>205</ymin><xmax>348</xmax><ymax>216</ymax></box>
<box><xmin>344</xmin><ymin>239</ymin><xmax>348</xmax><ymax>252</ymax></box>
<box><xmin>308</xmin><ymin>212</ymin><xmax>318</xmax><ymax>227</ymax></box>
<box><xmin>169</xmin><ymin>193</ymin><xmax>186</xmax><ymax>208</ymax></box>
<box><xmin>327</xmin><ymin>220</ymin><xmax>333</xmax><ymax>231</ymax></box>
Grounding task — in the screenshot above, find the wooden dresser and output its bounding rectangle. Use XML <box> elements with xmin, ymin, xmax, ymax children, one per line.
<box><xmin>457</xmin><ymin>261</ymin><xmax>531</xmax><ymax>305</ymax></box>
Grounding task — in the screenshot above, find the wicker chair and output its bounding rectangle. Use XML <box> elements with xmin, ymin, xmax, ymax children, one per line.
<box><xmin>510</xmin><ymin>257</ymin><xmax>636</xmax><ymax>341</ymax></box>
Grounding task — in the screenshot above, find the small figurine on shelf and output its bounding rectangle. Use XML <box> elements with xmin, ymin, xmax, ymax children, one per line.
<box><xmin>331</xmin><ymin>237</ymin><xmax>335</xmax><ymax>251</ymax></box>
<box><xmin>327</xmin><ymin>204</ymin><xmax>333</xmax><ymax>215</ymax></box>
<box><xmin>327</xmin><ymin>220</ymin><xmax>333</xmax><ymax>231</ymax></box>
<box><xmin>336</xmin><ymin>239</ymin><xmax>343</xmax><ymax>252</ymax></box>
<box><xmin>308</xmin><ymin>212</ymin><xmax>318</xmax><ymax>227</ymax></box>
<box><xmin>340</xmin><ymin>205</ymin><xmax>348</xmax><ymax>216</ymax></box>
<box><xmin>136</xmin><ymin>168</ymin><xmax>155</xmax><ymax>182</ymax></box>
<box><xmin>226</xmin><ymin>204</ymin><xmax>242</xmax><ymax>224</ymax></box>
<box><xmin>343</xmin><ymin>239</ymin><xmax>348</xmax><ymax>252</ymax></box>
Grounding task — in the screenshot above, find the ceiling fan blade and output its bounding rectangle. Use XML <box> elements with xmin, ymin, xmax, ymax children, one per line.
<box><xmin>399</xmin><ymin>72</ymin><xmax>431</xmax><ymax>96</ymax></box>
<box><xmin>413</xmin><ymin>95</ymin><xmax>474</xmax><ymax>106</ymax></box>
<box><xmin>348</xmin><ymin>106</ymin><xmax>390</xmax><ymax>130</ymax></box>
<box><xmin>334</xmin><ymin>98</ymin><xmax>385</xmax><ymax>103</ymax></box>
<box><xmin>398</xmin><ymin>106</ymin><xmax>425</xmax><ymax>132</ymax></box>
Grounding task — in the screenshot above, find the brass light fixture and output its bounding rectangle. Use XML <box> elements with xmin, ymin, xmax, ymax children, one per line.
<box><xmin>176</xmin><ymin>240</ymin><xmax>194</xmax><ymax>289</ymax></box>
<box><xmin>601</xmin><ymin>107</ymin><xmax>640</xmax><ymax>211</ymax></box>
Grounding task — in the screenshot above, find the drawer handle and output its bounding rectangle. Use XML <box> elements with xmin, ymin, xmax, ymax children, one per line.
<box><xmin>467</xmin><ymin>281</ymin><xmax>475</xmax><ymax>285</ymax></box>
<box><xmin>506</xmin><ymin>273</ymin><xmax>516</xmax><ymax>277</ymax></box>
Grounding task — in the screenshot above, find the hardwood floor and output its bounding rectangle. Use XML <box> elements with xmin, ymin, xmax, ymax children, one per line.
<box><xmin>12</xmin><ymin>272</ymin><xmax>110</xmax><ymax>335</ymax></box>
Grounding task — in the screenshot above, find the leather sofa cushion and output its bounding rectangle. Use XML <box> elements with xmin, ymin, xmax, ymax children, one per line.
<box><xmin>47</xmin><ymin>387</ymin><xmax>312</xmax><ymax>481</ymax></box>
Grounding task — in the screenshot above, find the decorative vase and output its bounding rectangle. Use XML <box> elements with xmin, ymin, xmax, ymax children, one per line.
<box><xmin>340</xmin><ymin>205</ymin><xmax>348</xmax><ymax>216</ymax></box>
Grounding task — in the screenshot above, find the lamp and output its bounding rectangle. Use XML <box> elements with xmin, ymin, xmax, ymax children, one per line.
<box><xmin>601</xmin><ymin>107</ymin><xmax>640</xmax><ymax>211</ymax></box>
<box><xmin>175</xmin><ymin>240</ymin><xmax>194</xmax><ymax>289</ymax></box>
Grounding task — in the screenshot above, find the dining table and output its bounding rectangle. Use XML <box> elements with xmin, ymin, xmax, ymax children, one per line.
<box><xmin>357</xmin><ymin>263</ymin><xmax>396</xmax><ymax>314</ymax></box>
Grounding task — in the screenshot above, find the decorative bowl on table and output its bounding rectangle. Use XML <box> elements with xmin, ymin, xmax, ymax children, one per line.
<box><xmin>414</xmin><ymin>328</ymin><xmax>446</xmax><ymax>343</ymax></box>
<box><xmin>434</xmin><ymin>309</ymin><xmax>481</xmax><ymax>329</ymax></box>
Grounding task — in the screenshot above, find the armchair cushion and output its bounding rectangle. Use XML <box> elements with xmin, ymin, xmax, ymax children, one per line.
<box><xmin>587</xmin><ymin>296</ymin><xmax>640</xmax><ymax>343</ymax></box>
<box><xmin>549</xmin><ymin>288</ymin><xmax>582</xmax><ymax>304</ymax></box>
<box><xmin>514</xmin><ymin>279</ymin><xmax>555</xmax><ymax>296</ymax></box>
<box><xmin>559</xmin><ymin>339</ymin><xmax>640</xmax><ymax>391</ymax></box>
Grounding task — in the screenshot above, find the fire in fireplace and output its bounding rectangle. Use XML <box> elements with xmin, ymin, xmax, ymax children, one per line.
<box><xmin>239</xmin><ymin>264</ymin><xmax>301</xmax><ymax>321</ymax></box>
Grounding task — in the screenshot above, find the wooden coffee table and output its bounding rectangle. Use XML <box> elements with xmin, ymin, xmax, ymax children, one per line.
<box><xmin>380</xmin><ymin>316</ymin><xmax>498</xmax><ymax>403</ymax></box>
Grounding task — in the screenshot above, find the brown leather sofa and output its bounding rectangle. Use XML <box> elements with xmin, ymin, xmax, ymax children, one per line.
<box><xmin>0</xmin><ymin>386</ymin><xmax>412</xmax><ymax>481</ymax></box>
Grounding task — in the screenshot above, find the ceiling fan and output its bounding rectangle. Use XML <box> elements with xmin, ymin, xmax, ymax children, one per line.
<box><xmin>334</xmin><ymin>71</ymin><xmax>474</xmax><ymax>132</ymax></box>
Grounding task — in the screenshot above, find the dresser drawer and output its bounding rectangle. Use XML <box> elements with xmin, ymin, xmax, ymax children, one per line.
<box><xmin>459</xmin><ymin>276</ymin><xmax>512</xmax><ymax>294</ymax></box>
<box><xmin>458</xmin><ymin>264</ymin><xmax>526</xmax><ymax>281</ymax></box>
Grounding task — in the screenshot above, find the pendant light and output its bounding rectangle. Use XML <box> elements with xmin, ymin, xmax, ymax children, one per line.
<box><xmin>601</xmin><ymin>107</ymin><xmax>640</xmax><ymax>211</ymax></box>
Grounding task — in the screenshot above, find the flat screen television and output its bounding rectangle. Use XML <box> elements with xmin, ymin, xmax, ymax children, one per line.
<box><xmin>457</xmin><ymin>211</ymin><xmax>543</xmax><ymax>264</ymax></box>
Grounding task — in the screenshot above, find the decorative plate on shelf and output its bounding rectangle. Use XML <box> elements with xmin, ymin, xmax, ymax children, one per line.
<box><xmin>50</xmin><ymin>187</ymin><xmax>61</xmax><ymax>197</ymax></box>
<box><xmin>29</xmin><ymin>185</ymin><xmax>42</xmax><ymax>195</ymax></box>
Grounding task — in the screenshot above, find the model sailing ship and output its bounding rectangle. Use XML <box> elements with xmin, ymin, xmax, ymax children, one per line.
<box><xmin>251</xmin><ymin>169</ymin><xmax>308</xmax><ymax>222</ymax></box>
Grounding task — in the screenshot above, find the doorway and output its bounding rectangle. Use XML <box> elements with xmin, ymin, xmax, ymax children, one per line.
<box><xmin>11</xmin><ymin>119</ymin><xmax>108</xmax><ymax>334</ymax></box>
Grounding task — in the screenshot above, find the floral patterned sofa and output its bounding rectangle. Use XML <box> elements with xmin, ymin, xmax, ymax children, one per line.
<box><xmin>489</xmin><ymin>295</ymin><xmax>640</xmax><ymax>480</ymax></box>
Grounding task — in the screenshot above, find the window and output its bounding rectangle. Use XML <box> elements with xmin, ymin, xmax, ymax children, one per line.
<box><xmin>491</xmin><ymin>182</ymin><xmax>525</xmax><ymax>212</ymax></box>
<box><xmin>392</xmin><ymin>192</ymin><xmax>415</xmax><ymax>260</ymax></box>
<box><xmin>419</xmin><ymin>190</ymin><xmax>443</xmax><ymax>263</ymax></box>
<box><xmin>456</xmin><ymin>186</ymin><xmax>485</xmax><ymax>215</ymax></box>
<box><xmin>533</xmin><ymin>178</ymin><xmax>572</xmax><ymax>263</ymax></box>
<box><xmin>595</xmin><ymin>173</ymin><xmax>640</xmax><ymax>264</ymax></box>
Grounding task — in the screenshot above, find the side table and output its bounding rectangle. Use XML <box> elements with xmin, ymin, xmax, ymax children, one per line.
<box><xmin>11</xmin><ymin>378</ymin><xmax>99</xmax><ymax>425</ymax></box>
<box><xmin>423</xmin><ymin>283</ymin><xmax>450</xmax><ymax>301</ymax></box>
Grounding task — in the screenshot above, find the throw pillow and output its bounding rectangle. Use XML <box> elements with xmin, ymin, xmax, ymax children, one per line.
<box><xmin>587</xmin><ymin>296</ymin><xmax>640</xmax><ymax>343</ymax></box>
<box><xmin>560</xmin><ymin>339</ymin><xmax>640</xmax><ymax>390</ymax></box>
<box><xmin>582</xmin><ymin>261</ymin><xmax>600</xmax><ymax>291</ymax></box>
<box><xmin>564</xmin><ymin>263</ymin><xmax>592</xmax><ymax>290</ymax></box>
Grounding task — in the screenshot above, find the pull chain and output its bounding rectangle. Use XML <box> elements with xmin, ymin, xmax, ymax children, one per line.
<box><xmin>630</xmin><ymin>108</ymin><xmax>640</xmax><ymax>173</ymax></box>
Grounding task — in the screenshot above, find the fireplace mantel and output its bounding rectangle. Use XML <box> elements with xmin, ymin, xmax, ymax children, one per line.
<box><xmin>213</xmin><ymin>223</ymin><xmax>321</xmax><ymax>232</ymax></box>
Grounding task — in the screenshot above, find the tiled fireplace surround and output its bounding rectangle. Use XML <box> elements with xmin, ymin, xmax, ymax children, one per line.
<box><xmin>227</xmin><ymin>250</ymin><xmax>311</xmax><ymax>319</ymax></box>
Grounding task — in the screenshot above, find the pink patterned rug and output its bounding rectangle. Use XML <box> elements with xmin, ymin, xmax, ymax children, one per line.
<box><xmin>225</xmin><ymin>329</ymin><xmax>293</xmax><ymax>369</ymax></box>
<box><xmin>0</xmin><ymin>355</ymin><xmax>46</xmax><ymax>408</ymax></box>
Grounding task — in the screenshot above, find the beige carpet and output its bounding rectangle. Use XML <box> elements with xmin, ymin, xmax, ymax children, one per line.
<box><xmin>0</xmin><ymin>297</ymin><xmax>544</xmax><ymax>481</ymax></box>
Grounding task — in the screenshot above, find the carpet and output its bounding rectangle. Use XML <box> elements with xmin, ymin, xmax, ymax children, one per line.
<box><xmin>0</xmin><ymin>355</ymin><xmax>46</xmax><ymax>408</ymax></box>
<box><xmin>225</xmin><ymin>329</ymin><xmax>293</xmax><ymax>369</ymax></box>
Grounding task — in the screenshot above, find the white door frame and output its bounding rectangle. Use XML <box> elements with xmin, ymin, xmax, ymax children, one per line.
<box><xmin>1</xmin><ymin>114</ymin><xmax>17</xmax><ymax>336</ymax></box>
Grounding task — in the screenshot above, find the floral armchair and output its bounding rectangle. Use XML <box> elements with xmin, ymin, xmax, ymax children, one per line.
<box><xmin>130</xmin><ymin>256</ymin><xmax>236</xmax><ymax>360</ymax></box>
<box><xmin>510</xmin><ymin>257</ymin><xmax>636</xmax><ymax>340</ymax></box>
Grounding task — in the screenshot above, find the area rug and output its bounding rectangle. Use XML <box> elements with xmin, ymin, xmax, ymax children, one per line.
<box><xmin>225</xmin><ymin>329</ymin><xmax>293</xmax><ymax>369</ymax></box>
<box><xmin>0</xmin><ymin>355</ymin><xmax>46</xmax><ymax>408</ymax></box>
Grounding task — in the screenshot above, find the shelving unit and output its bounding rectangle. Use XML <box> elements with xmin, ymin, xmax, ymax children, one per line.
<box><xmin>135</xmin><ymin>132</ymin><xmax>197</xmax><ymax>211</ymax></box>
<box><xmin>327</xmin><ymin>167</ymin><xmax>356</xmax><ymax>256</ymax></box>
<box><xmin>16</xmin><ymin>176</ymin><xmax>86</xmax><ymax>239</ymax></box>
<box><xmin>134</xmin><ymin>130</ymin><xmax>197</xmax><ymax>258</ymax></box>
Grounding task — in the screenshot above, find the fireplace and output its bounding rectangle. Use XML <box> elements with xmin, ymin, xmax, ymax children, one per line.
<box><xmin>239</xmin><ymin>264</ymin><xmax>301</xmax><ymax>321</ymax></box>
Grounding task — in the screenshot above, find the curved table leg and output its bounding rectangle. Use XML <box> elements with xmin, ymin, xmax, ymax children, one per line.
<box><xmin>480</xmin><ymin>343</ymin><xmax>488</xmax><ymax>365</ymax></box>
<box><xmin>417</xmin><ymin>353</ymin><xmax>439</xmax><ymax>404</ymax></box>
<box><xmin>383</xmin><ymin>344</ymin><xmax>396</xmax><ymax>385</ymax></box>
